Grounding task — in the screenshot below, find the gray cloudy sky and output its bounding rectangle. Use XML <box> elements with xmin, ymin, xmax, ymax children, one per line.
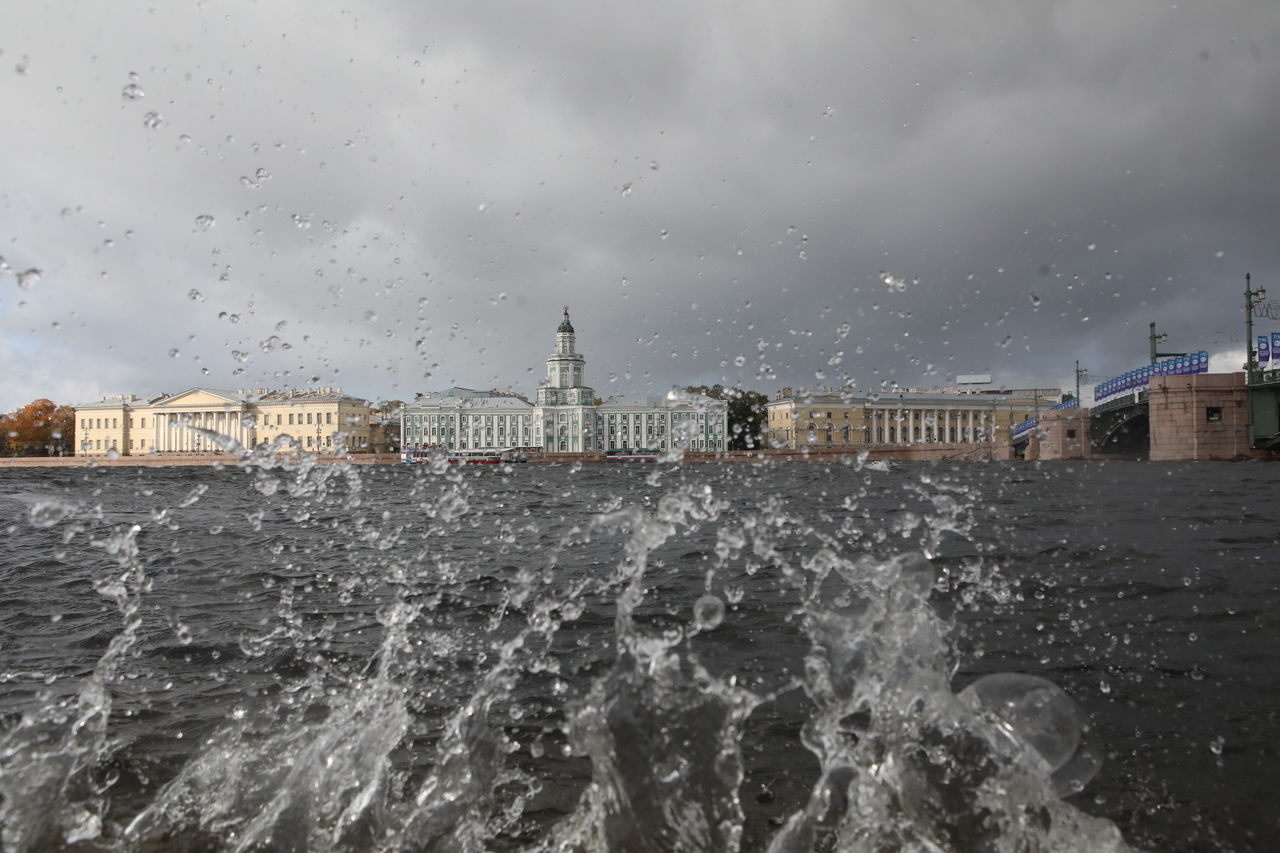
<box><xmin>3</xmin><ymin>1</ymin><xmax>1278</xmax><ymax>411</ymax></box>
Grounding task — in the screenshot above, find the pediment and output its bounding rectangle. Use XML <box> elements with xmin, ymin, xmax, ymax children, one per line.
<box><xmin>150</xmin><ymin>388</ymin><xmax>247</xmax><ymax>409</ymax></box>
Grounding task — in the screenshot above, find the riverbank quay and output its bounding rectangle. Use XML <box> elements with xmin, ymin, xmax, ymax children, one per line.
<box><xmin>0</xmin><ymin>442</ymin><xmax>1007</xmax><ymax>469</ymax></box>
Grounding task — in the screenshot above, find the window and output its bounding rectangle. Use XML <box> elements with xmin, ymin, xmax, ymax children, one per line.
<box><xmin>1206</xmin><ymin>406</ymin><xmax>1222</xmax><ymax>422</ymax></box>
<box><xmin>1066</xmin><ymin>429</ymin><xmax>1077</xmax><ymax>439</ymax></box>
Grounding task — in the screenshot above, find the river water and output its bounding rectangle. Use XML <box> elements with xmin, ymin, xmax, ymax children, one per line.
<box><xmin>0</xmin><ymin>454</ymin><xmax>1275</xmax><ymax>851</ymax></box>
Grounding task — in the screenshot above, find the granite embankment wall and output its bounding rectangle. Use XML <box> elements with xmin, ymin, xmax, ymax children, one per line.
<box><xmin>0</xmin><ymin>444</ymin><xmax>1007</xmax><ymax>468</ymax></box>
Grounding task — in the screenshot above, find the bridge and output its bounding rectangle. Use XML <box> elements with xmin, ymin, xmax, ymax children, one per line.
<box><xmin>1009</xmin><ymin>352</ymin><xmax>1277</xmax><ymax>460</ymax></box>
<box><xmin>1246</xmin><ymin>368</ymin><xmax>1280</xmax><ymax>450</ymax></box>
<box><xmin>1088</xmin><ymin>392</ymin><xmax>1150</xmax><ymax>454</ymax></box>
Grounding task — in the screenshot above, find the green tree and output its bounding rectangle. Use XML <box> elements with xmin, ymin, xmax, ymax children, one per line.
<box><xmin>6</xmin><ymin>399</ymin><xmax>75</xmax><ymax>456</ymax></box>
<box><xmin>684</xmin><ymin>385</ymin><xmax>769</xmax><ymax>450</ymax></box>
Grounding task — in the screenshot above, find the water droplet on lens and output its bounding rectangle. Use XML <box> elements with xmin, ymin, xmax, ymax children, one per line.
<box><xmin>693</xmin><ymin>594</ymin><xmax>725</xmax><ymax>631</ymax></box>
<box><xmin>188</xmin><ymin>289</ymin><xmax>204</xmax><ymax>302</ymax></box>
<box><xmin>620</xmin><ymin>183</ymin><xmax>632</xmax><ymax>196</ymax></box>
<box><xmin>121</xmin><ymin>82</ymin><xmax>144</xmax><ymax>100</ymax></box>
<box><xmin>142</xmin><ymin>111</ymin><xmax>163</xmax><ymax>129</ymax></box>
<box><xmin>16</xmin><ymin>268</ymin><xmax>41</xmax><ymax>290</ymax></box>
<box><xmin>194</xmin><ymin>214</ymin><xmax>215</xmax><ymax>231</ymax></box>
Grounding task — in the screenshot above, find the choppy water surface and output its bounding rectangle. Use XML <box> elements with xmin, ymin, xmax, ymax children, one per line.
<box><xmin>0</xmin><ymin>455</ymin><xmax>1276</xmax><ymax>851</ymax></box>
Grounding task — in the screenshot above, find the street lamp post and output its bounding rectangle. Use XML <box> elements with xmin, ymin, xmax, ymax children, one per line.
<box><xmin>1244</xmin><ymin>273</ymin><xmax>1267</xmax><ymax>383</ymax></box>
<box><xmin>1148</xmin><ymin>322</ymin><xmax>1186</xmax><ymax>366</ymax></box>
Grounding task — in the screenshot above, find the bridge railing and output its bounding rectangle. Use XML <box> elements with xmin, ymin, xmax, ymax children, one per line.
<box><xmin>1009</xmin><ymin>397</ymin><xmax>1081</xmax><ymax>440</ymax></box>
<box><xmin>1093</xmin><ymin>351</ymin><xmax>1208</xmax><ymax>405</ymax></box>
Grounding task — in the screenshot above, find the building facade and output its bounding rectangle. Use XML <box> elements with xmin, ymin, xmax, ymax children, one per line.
<box><xmin>767</xmin><ymin>387</ymin><xmax>1060</xmax><ymax>450</ymax></box>
<box><xmin>74</xmin><ymin>387</ymin><xmax>377</xmax><ymax>457</ymax></box>
<box><xmin>401</xmin><ymin>309</ymin><xmax>728</xmax><ymax>454</ymax></box>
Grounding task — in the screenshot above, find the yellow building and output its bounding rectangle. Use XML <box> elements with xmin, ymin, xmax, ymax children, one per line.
<box><xmin>766</xmin><ymin>387</ymin><xmax>1059</xmax><ymax>450</ymax></box>
<box><xmin>74</xmin><ymin>387</ymin><xmax>376</xmax><ymax>457</ymax></box>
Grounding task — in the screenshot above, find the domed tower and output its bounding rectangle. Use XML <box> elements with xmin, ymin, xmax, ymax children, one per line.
<box><xmin>537</xmin><ymin>307</ymin><xmax>593</xmax><ymax>406</ymax></box>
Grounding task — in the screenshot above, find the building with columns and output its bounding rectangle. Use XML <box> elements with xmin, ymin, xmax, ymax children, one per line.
<box><xmin>74</xmin><ymin>387</ymin><xmax>377</xmax><ymax>457</ymax></box>
<box><xmin>766</xmin><ymin>386</ymin><xmax>1060</xmax><ymax>450</ymax></box>
<box><xmin>401</xmin><ymin>308</ymin><xmax>728</xmax><ymax>454</ymax></box>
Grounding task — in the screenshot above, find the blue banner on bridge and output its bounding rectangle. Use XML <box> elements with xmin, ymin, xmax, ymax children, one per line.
<box><xmin>1093</xmin><ymin>350</ymin><xmax>1209</xmax><ymax>404</ymax></box>
<box><xmin>1259</xmin><ymin>336</ymin><xmax>1270</xmax><ymax>364</ymax></box>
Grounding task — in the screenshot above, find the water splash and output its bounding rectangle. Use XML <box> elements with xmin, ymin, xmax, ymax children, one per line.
<box><xmin>0</xmin><ymin>426</ymin><xmax>1132</xmax><ymax>851</ymax></box>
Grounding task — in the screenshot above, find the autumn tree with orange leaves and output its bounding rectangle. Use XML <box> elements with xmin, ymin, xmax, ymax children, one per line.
<box><xmin>3</xmin><ymin>399</ymin><xmax>75</xmax><ymax>456</ymax></box>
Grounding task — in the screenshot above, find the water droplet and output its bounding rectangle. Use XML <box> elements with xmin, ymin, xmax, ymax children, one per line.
<box><xmin>106</xmin><ymin>447</ymin><xmax>120</xmax><ymax>460</ymax></box>
<box><xmin>16</xmin><ymin>268</ymin><xmax>42</xmax><ymax>290</ymax></box>
<box><xmin>733</xmin><ymin>355</ymin><xmax>746</xmax><ymax>367</ymax></box>
<box><xmin>881</xmin><ymin>272</ymin><xmax>907</xmax><ymax>292</ymax></box>
<box><xmin>121</xmin><ymin>82</ymin><xmax>144</xmax><ymax>100</ymax></box>
<box><xmin>659</xmin><ymin>229</ymin><xmax>669</xmax><ymax>240</ymax></box>
<box><xmin>292</xmin><ymin>213</ymin><xmax>312</xmax><ymax>229</ymax></box>
<box><xmin>15</xmin><ymin>56</ymin><xmax>31</xmax><ymax>76</ymax></box>
<box><xmin>142</xmin><ymin>111</ymin><xmax>163</xmax><ymax>129</ymax></box>
<box><xmin>822</xmin><ymin>105</ymin><xmax>834</xmax><ymax>117</ymax></box>
<box><xmin>1028</xmin><ymin>292</ymin><xmax>1041</xmax><ymax>308</ymax></box>
<box><xmin>28</xmin><ymin>500</ymin><xmax>74</xmax><ymax>528</ymax></box>
<box><xmin>194</xmin><ymin>214</ymin><xmax>215</xmax><ymax>231</ymax></box>
<box><xmin>998</xmin><ymin>335</ymin><xmax>1013</xmax><ymax>349</ymax></box>
<box><xmin>260</xmin><ymin>336</ymin><xmax>281</xmax><ymax>352</ymax></box>
<box><xmin>693</xmin><ymin>594</ymin><xmax>725</xmax><ymax>631</ymax></box>
<box><xmin>231</xmin><ymin>350</ymin><xmax>249</xmax><ymax>362</ymax></box>
<box><xmin>188</xmin><ymin>289</ymin><xmax>204</xmax><ymax>302</ymax></box>
<box><xmin>836</xmin><ymin>322</ymin><xmax>851</xmax><ymax>339</ymax></box>
<box><xmin>649</xmin><ymin>160</ymin><xmax>659</xmax><ymax>171</ymax></box>
<box><xmin>1087</xmin><ymin>243</ymin><xmax>1097</xmax><ymax>251</ymax></box>
<box><xmin>620</xmin><ymin>183</ymin><xmax>633</xmax><ymax>197</ymax></box>
<box><xmin>168</xmin><ymin>348</ymin><xmax>180</xmax><ymax>358</ymax></box>
<box><xmin>1209</xmin><ymin>735</ymin><xmax>1224</xmax><ymax>755</ymax></box>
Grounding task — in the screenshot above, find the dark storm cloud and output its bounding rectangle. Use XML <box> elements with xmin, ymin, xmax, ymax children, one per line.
<box><xmin>2</xmin><ymin>1</ymin><xmax>1277</xmax><ymax>410</ymax></box>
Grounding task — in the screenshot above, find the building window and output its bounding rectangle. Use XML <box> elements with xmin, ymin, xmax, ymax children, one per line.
<box><xmin>307</xmin><ymin>413</ymin><xmax>313</xmax><ymax>425</ymax></box>
<box><xmin>1206</xmin><ymin>406</ymin><xmax>1222</xmax><ymax>422</ymax></box>
<box><xmin>288</xmin><ymin>414</ymin><xmax>294</xmax><ymax>425</ymax></box>
<box><xmin>1066</xmin><ymin>429</ymin><xmax>1077</xmax><ymax>438</ymax></box>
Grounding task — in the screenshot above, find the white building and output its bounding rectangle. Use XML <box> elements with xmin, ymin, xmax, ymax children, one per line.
<box><xmin>401</xmin><ymin>308</ymin><xmax>728</xmax><ymax>453</ymax></box>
